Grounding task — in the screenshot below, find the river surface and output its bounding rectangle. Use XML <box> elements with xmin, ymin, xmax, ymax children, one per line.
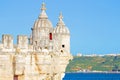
<box><xmin>63</xmin><ymin>72</ymin><xmax>120</xmax><ymax>80</ymax></box>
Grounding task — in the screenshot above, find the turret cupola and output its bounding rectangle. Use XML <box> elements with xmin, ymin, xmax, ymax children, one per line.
<box><xmin>39</xmin><ymin>2</ymin><xmax>48</xmax><ymax>19</ymax></box>
<box><xmin>54</xmin><ymin>13</ymin><xmax>70</xmax><ymax>34</ymax></box>
<box><xmin>31</xmin><ymin>3</ymin><xmax>53</xmax><ymax>45</ymax></box>
<box><xmin>33</xmin><ymin>2</ymin><xmax>53</xmax><ymax>29</ymax></box>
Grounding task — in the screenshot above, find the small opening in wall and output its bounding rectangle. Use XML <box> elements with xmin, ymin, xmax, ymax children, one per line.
<box><xmin>45</xmin><ymin>47</ymin><xmax>48</xmax><ymax>49</ymax></box>
<box><xmin>61</xmin><ymin>50</ymin><xmax>63</xmax><ymax>53</ymax></box>
<box><xmin>62</xmin><ymin>45</ymin><xmax>65</xmax><ymax>48</ymax></box>
<box><xmin>28</xmin><ymin>38</ymin><xmax>30</xmax><ymax>44</ymax></box>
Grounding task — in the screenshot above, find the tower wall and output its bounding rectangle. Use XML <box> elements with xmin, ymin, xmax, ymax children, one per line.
<box><xmin>0</xmin><ymin>55</ymin><xmax>13</xmax><ymax>80</ymax></box>
<box><xmin>61</xmin><ymin>34</ymin><xmax>70</xmax><ymax>53</ymax></box>
<box><xmin>32</xmin><ymin>26</ymin><xmax>53</xmax><ymax>47</ymax></box>
<box><xmin>54</xmin><ymin>33</ymin><xmax>70</xmax><ymax>54</ymax></box>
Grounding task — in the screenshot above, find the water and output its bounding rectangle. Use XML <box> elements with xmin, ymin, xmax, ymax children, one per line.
<box><xmin>63</xmin><ymin>73</ymin><xmax>120</xmax><ymax>80</ymax></box>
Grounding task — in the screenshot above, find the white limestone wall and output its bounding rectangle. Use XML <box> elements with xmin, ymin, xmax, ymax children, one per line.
<box><xmin>0</xmin><ymin>54</ymin><xmax>13</xmax><ymax>80</ymax></box>
<box><xmin>14</xmin><ymin>54</ymin><xmax>25</xmax><ymax>75</ymax></box>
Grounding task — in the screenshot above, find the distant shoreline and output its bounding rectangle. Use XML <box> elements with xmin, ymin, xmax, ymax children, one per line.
<box><xmin>66</xmin><ymin>56</ymin><xmax>120</xmax><ymax>72</ymax></box>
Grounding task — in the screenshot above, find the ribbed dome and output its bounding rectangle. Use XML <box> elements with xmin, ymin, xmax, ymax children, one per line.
<box><xmin>33</xmin><ymin>19</ymin><xmax>53</xmax><ymax>28</ymax></box>
<box><xmin>54</xmin><ymin>25</ymin><xmax>70</xmax><ymax>34</ymax></box>
<box><xmin>54</xmin><ymin>13</ymin><xmax>70</xmax><ymax>34</ymax></box>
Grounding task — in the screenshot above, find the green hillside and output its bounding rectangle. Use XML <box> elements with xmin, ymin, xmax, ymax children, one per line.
<box><xmin>66</xmin><ymin>56</ymin><xmax>120</xmax><ymax>72</ymax></box>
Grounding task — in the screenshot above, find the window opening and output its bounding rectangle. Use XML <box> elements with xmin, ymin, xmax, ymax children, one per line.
<box><xmin>49</xmin><ymin>33</ymin><xmax>52</xmax><ymax>40</ymax></box>
<box><xmin>62</xmin><ymin>45</ymin><xmax>65</xmax><ymax>48</ymax></box>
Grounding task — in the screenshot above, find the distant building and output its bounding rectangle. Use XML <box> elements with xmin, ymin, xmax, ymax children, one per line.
<box><xmin>105</xmin><ymin>54</ymin><xmax>117</xmax><ymax>56</ymax></box>
<box><xmin>77</xmin><ymin>53</ymin><xmax>82</xmax><ymax>56</ymax></box>
<box><xmin>83</xmin><ymin>54</ymin><xmax>98</xmax><ymax>57</ymax></box>
<box><xmin>0</xmin><ymin>3</ymin><xmax>72</xmax><ymax>80</ymax></box>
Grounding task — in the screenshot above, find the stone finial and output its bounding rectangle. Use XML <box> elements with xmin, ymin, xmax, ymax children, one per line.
<box><xmin>41</xmin><ymin>2</ymin><xmax>46</xmax><ymax>11</ymax></box>
<box><xmin>59</xmin><ymin>12</ymin><xmax>63</xmax><ymax>21</ymax></box>
<box><xmin>39</xmin><ymin>2</ymin><xmax>48</xmax><ymax>19</ymax></box>
<box><xmin>57</xmin><ymin>12</ymin><xmax>65</xmax><ymax>25</ymax></box>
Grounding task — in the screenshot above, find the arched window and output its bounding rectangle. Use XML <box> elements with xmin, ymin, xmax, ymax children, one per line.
<box><xmin>49</xmin><ymin>33</ymin><xmax>52</xmax><ymax>40</ymax></box>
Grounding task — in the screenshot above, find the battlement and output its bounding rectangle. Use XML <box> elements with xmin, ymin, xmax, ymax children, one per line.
<box><xmin>0</xmin><ymin>34</ymin><xmax>30</xmax><ymax>53</ymax></box>
<box><xmin>1</xmin><ymin>34</ymin><xmax>28</xmax><ymax>47</ymax></box>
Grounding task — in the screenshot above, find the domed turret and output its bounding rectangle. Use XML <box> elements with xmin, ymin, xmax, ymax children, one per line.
<box><xmin>31</xmin><ymin>3</ymin><xmax>53</xmax><ymax>47</ymax></box>
<box><xmin>53</xmin><ymin>13</ymin><xmax>70</xmax><ymax>54</ymax></box>
<box><xmin>54</xmin><ymin>13</ymin><xmax>70</xmax><ymax>34</ymax></box>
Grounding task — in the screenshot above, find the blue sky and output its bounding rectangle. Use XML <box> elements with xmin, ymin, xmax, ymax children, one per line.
<box><xmin>0</xmin><ymin>0</ymin><xmax>120</xmax><ymax>55</ymax></box>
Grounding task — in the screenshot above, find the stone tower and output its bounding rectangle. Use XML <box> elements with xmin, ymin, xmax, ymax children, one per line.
<box><xmin>54</xmin><ymin>13</ymin><xmax>70</xmax><ymax>54</ymax></box>
<box><xmin>0</xmin><ymin>2</ymin><xmax>72</xmax><ymax>80</ymax></box>
<box><xmin>31</xmin><ymin>3</ymin><xmax>53</xmax><ymax>50</ymax></box>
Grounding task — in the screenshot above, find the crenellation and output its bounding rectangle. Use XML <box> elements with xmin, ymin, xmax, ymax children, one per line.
<box><xmin>2</xmin><ymin>34</ymin><xmax>13</xmax><ymax>49</ymax></box>
<box><xmin>17</xmin><ymin>35</ymin><xmax>28</xmax><ymax>49</ymax></box>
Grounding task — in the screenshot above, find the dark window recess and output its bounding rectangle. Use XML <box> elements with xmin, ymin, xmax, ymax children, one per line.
<box><xmin>62</xmin><ymin>45</ymin><xmax>65</xmax><ymax>48</ymax></box>
<box><xmin>45</xmin><ymin>47</ymin><xmax>48</xmax><ymax>49</ymax></box>
<box><xmin>14</xmin><ymin>75</ymin><xmax>18</xmax><ymax>80</ymax></box>
<box><xmin>28</xmin><ymin>38</ymin><xmax>30</xmax><ymax>44</ymax></box>
<box><xmin>49</xmin><ymin>33</ymin><xmax>52</xmax><ymax>40</ymax></box>
<box><xmin>35</xmin><ymin>41</ymin><xmax>37</xmax><ymax>45</ymax></box>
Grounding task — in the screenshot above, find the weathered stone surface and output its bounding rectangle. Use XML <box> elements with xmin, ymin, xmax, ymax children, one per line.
<box><xmin>0</xmin><ymin>2</ymin><xmax>72</xmax><ymax>80</ymax></box>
